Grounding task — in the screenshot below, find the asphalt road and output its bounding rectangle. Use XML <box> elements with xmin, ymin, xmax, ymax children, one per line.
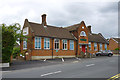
<box><xmin>2</xmin><ymin>55</ymin><xmax>119</xmax><ymax>78</ymax></box>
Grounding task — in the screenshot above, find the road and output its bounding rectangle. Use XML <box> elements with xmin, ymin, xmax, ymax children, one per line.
<box><xmin>2</xmin><ymin>56</ymin><xmax>119</xmax><ymax>78</ymax></box>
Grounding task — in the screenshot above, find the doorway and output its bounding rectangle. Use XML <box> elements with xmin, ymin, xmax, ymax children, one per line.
<box><xmin>82</xmin><ymin>45</ymin><xmax>86</xmax><ymax>53</ymax></box>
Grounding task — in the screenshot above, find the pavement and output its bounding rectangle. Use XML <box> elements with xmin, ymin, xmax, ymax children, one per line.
<box><xmin>2</xmin><ymin>55</ymin><xmax>120</xmax><ymax>79</ymax></box>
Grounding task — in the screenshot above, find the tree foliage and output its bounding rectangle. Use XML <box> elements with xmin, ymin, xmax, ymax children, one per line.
<box><xmin>2</xmin><ymin>23</ymin><xmax>21</xmax><ymax>63</ymax></box>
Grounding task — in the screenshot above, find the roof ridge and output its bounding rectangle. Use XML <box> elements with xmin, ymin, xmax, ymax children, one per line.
<box><xmin>29</xmin><ymin>22</ymin><xmax>42</xmax><ymax>25</ymax></box>
<box><xmin>112</xmin><ymin>38</ymin><xmax>119</xmax><ymax>43</ymax></box>
<box><xmin>65</xmin><ymin>22</ymin><xmax>81</xmax><ymax>28</ymax></box>
<box><xmin>47</xmin><ymin>25</ymin><xmax>63</xmax><ymax>28</ymax></box>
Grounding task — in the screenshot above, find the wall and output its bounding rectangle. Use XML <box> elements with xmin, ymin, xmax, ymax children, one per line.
<box><xmin>31</xmin><ymin>38</ymin><xmax>76</xmax><ymax>60</ymax></box>
<box><xmin>109</xmin><ymin>38</ymin><xmax>119</xmax><ymax>50</ymax></box>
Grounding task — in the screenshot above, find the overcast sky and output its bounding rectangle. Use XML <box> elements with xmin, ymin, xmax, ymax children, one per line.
<box><xmin>0</xmin><ymin>0</ymin><xmax>119</xmax><ymax>38</ymax></box>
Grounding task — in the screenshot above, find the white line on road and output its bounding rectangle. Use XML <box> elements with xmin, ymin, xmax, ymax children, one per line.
<box><xmin>2</xmin><ymin>71</ymin><xmax>11</xmax><ymax>73</ymax></box>
<box><xmin>73</xmin><ymin>61</ymin><xmax>79</xmax><ymax>63</ymax></box>
<box><xmin>62</xmin><ymin>58</ymin><xmax>64</xmax><ymax>62</ymax></box>
<box><xmin>86</xmin><ymin>64</ymin><xmax>95</xmax><ymax>67</ymax></box>
<box><xmin>41</xmin><ymin>71</ymin><xmax>62</xmax><ymax>77</ymax></box>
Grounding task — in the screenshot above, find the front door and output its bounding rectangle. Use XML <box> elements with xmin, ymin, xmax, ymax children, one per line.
<box><xmin>82</xmin><ymin>45</ymin><xmax>85</xmax><ymax>53</ymax></box>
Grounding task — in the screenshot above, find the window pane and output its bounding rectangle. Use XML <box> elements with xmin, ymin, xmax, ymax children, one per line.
<box><xmin>70</xmin><ymin>40</ymin><xmax>74</xmax><ymax>50</ymax></box>
<box><xmin>35</xmin><ymin>37</ymin><xmax>41</xmax><ymax>49</ymax></box>
<box><xmin>63</xmin><ymin>43</ymin><xmax>64</xmax><ymax>49</ymax></box>
<box><xmin>44</xmin><ymin>38</ymin><xmax>50</xmax><ymax>49</ymax></box>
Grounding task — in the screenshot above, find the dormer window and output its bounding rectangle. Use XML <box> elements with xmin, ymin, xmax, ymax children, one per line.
<box><xmin>23</xmin><ymin>27</ymin><xmax>29</xmax><ymax>35</ymax></box>
<box><xmin>80</xmin><ymin>31</ymin><xmax>86</xmax><ymax>36</ymax></box>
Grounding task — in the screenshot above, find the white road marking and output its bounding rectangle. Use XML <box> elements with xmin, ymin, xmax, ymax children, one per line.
<box><xmin>86</xmin><ymin>64</ymin><xmax>95</xmax><ymax>67</ymax></box>
<box><xmin>73</xmin><ymin>61</ymin><xmax>79</xmax><ymax>63</ymax></box>
<box><xmin>76</xmin><ymin>57</ymin><xmax>81</xmax><ymax>60</ymax></box>
<box><xmin>2</xmin><ymin>71</ymin><xmax>11</xmax><ymax>73</ymax></box>
<box><xmin>41</xmin><ymin>71</ymin><xmax>62</xmax><ymax>77</ymax></box>
<box><xmin>92</xmin><ymin>58</ymin><xmax>96</xmax><ymax>59</ymax></box>
<box><xmin>62</xmin><ymin>58</ymin><xmax>64</xmax><ymax>62</ymax></box>
<box><xmin>44</xmin><ymin>59</ymin><xmax>46</xmax><ymax>61</ymax></box>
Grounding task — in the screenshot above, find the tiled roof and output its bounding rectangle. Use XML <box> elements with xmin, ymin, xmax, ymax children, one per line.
<box><xmin>65</xmin><ymin>21</ymin><xmax>108</xmax><ymax>44</ymax></box>
<box><xmin>27</xmin><ymin>20</ymin><xmax>108</xmax><ymax>44</ymax></box>
<box><xmin>64</xmin><ymin>21</ymin><xmax>83</xmax><ymax>31</ymax></box>
<box><xmin>29</xmin><ymin>22</ymin><xmax>75</xmax><ymax>39</ymax></box>
<box><xmin>88</xmin><ymin>33</ymin><xmax>109</xmax><ymax>44</ymax></box>
<box><xmin>113</xmin><ymin>38</ymin><xmax>120</xmax><ymax>43</ymax></box>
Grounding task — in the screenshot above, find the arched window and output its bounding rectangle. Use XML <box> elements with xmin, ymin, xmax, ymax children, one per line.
<box><xmin>80</xmin><ymin>31</ymin><xmax>86</xmax><ymax>36</ymax></box>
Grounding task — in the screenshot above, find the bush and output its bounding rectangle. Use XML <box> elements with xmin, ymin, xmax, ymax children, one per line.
<box><xmin>12</xmin><ymin>47</ymin><xmax>20</xmax><ymax>58</ymax></box>
<box><xmin>115</xmin><ymin>48</ymin><xmax>119</xmax><ymax>50</ymax></box>
<box><xmin>78</xmin><ymin>51</ymin><xmax>85</xmax><ymax>58</ymax></box>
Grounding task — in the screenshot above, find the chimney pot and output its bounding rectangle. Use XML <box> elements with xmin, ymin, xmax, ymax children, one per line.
<box><xmin>41</xmin><ymin>14</ymin><xmax>47</xmax><ymax>26</ymax></box>
<box><xmin>87</xmin><ymin>25</ymin><xmax>91</xmax><ymax>33</ymax></box>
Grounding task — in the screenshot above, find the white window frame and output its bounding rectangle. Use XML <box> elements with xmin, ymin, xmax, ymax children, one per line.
<box><xmin>62</xmin><ymin>39</ymin><xmax>67</xmax><ymax>50</ymax></box>
<box><xmin>44</xmin><ymin>38</ymin><xmax>50</xmax><ymax>49</ymax></box>
<box><xmin>100</xmin><ymin>43</ymin><xmax>102</xmax><ymax>51</ymax></box>
<box><xmin>23</xmin><ymin>38</ymin><xmax>27</xmax><ymax>50</ymax></box>
<box><xmin>94</xmin><ymin>43</ymin><xmax>97</xmax><ymax>51</ymax></box>
<box><xmin>54</xmin><ymin>39</ymin><xmax>60</xmax><ymax>50</ymax></box>
<box><xmin>35</xmin><ymin>37</ymin><xmax>41</xmax><ymax>49</ymax></box>
<box><xmin>70</xmin><ymin>40</ymin><xmax>74</xmax><ymax>50</ymax></box>
<box><xmin>105</xmin><ymin>44</ymin><xmax>107</xmax><ymax>50</ymax></box>
<box><xmin>88</xmin><ymin>42</ymin><xmax>91</xmax><ymax>50</ymax></box>
<box><xmin>23</xmin><ymin>27</ymin><xmax>29</xmax><ymax>35</ymax></box>
<box><xmin>80</xmin><ymin>31</ymin><xmax>86</xmax><ymax>37</ymax></box>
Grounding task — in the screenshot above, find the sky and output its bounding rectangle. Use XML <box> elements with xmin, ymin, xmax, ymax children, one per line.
<box><xmin>0</xmin><ymin>0</ymin><xmax>119</xmax><ymax>38</ymax></box>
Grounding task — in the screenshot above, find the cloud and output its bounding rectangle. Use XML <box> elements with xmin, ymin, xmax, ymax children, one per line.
<box><xmin>0</xmin><ymin>0</ymin><xmax>118</xmax><ymax>38</ymax></box>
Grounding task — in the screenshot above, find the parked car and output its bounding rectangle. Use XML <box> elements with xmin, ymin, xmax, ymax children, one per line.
<box><xmin>96</xmin><ymin>50</ymin><xmax>113</xmax><ymax>57</ymax></box>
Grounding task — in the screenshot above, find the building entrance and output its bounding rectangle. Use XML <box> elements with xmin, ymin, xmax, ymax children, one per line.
<box><xmin>82</xmin><ymin>45</ymin><xmax>86</xmax><ymax>53</ymax></box>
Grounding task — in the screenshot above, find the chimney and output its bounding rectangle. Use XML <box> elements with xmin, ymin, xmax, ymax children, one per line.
<box><xmin>87</xmin><ymin>26</ymin><xmax>91</xmax><ymax>33</ymax></box>
<box><xmin>41</xmin><ymin>14</ymin><xmax>47</xmax><ymax>26</ymax></box>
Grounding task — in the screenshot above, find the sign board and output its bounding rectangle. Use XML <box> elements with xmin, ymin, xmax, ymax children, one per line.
<box><xmin>80</xmin><ymin>39</ymin><xmax>87</xmax><ymax>41</ymax></box>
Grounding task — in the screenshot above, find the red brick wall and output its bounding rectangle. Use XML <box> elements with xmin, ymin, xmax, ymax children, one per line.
<box><xmin>31</xmin><ymin>38</ymin><xmax>76</xmax><ymax>57</ymax></box>
<box><xmin>109</xmin><ymin>38</ymin><xmax>119</xmax><ymax>50</ymax></box>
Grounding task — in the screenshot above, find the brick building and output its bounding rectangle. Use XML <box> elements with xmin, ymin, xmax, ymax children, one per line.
<box><xmin>108</xmin><ymin>38</ymin><xmax>120</xmax><ymax>50</ymax></box>
<box><xmin>20</xmin><ymin>14</ymin><xmax>109</xmax><ymax>60</ymax></box>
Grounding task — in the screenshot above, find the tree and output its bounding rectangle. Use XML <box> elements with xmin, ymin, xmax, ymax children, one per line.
<box><xmin>2</xmin><ymin>23</ymin><xmax>21</xmax><ymax>63</ymax></box>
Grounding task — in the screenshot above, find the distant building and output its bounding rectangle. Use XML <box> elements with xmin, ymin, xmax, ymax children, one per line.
<box><xmin>20</xmin><ymin>14</ymin><xmax>109</xmax><ymax>60</ymax></box>
<box><xmin>108</xmin><ymin>38</ymin><xmax>120</xmax><ymax>50</ymax></box>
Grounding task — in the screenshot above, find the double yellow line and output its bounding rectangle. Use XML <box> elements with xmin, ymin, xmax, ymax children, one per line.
<box><xmin>107</xmin><ymin>73</ymin><xmax>120</xmax><ymax>80</ymax></box>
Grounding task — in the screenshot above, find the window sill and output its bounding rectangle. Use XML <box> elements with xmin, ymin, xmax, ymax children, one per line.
<box><xmin>35</xmin><ymin>48</ymin><xmax>41</xmax><ymax>49</ymax></box>
<box><xmin>44</xmin><ymin>48</ymin><xmax>50</xmax><ymax>50</ymax></box>
<box><xmin>23</xmin><ymin>48</ymin><xmax>27</xmax><ymax>50</ymax></box>
<box><xmin>70</xmin><ymin>49</ymin><xmax>74</xmax><ymax>50</ymax></box>
<box><xmin>62</xmin><ymin>49</ymin><xmax>68</xmax><ymax>50</ymax></box>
